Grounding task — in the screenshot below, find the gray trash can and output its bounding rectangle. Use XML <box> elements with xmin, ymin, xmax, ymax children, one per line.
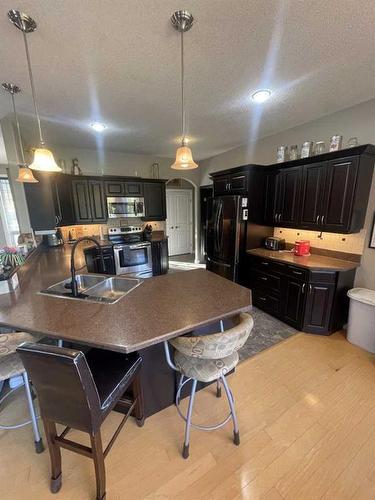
<box><xmin>347</xmin><ymin>288</ymin><xmax>375</xmax><ymax>353</ymax></box>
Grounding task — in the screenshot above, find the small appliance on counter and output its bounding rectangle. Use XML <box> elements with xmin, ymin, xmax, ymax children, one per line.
<box><xmin>46</xmin><ymin>229</ymin><xmax>64</xmax><ymax>247</ymax></box>
<box><xmin>264</xmin><ymin>236</ymin><xmax>286</xmax><ymax>251</ymax></box>
<box><xmin>294</xmin><ymin>240</ymin><xmax>311</xmax><ymax>256</ymax></box>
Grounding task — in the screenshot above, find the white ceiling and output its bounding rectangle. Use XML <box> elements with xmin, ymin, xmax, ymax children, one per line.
<box><xmin>0</xmin><ymin>0</ymin><xmax>375</xmax><ymax>160</ymax></box>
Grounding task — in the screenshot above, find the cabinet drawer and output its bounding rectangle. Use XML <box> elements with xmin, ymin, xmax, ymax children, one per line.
<box><xmin>252</xmin><ymin>270</ymin><xmax>281</xmax><ymax>293</ymax></box>
<box><xmin>247</xmin><ymin>255</ymin><xmax>287</xmax><ymax>274</ymax></box>
<box><xmin>253</xmin><ymin>289</ymin><xmax>281</xmax><ymax>315</ymax></box>
<box><xmin>285</xmin><ymin>265</ymin><xmax>309</xmax><ymax>281</ymax></box>
<box><xmin>309</xmin><ymin>270</ymin><xmax>336</xmax><ymax>284</ymax></box>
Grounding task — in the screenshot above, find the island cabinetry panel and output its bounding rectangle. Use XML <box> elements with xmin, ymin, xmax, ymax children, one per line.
<box><xmin>245</xmin><ymin>254</ymin><xmax>354</xmax><ymax>334</ymax></box>
<box><xmin>143</xmin><ymin>182</ymin><xmax>166</xmax><ymax>220</ymax></box>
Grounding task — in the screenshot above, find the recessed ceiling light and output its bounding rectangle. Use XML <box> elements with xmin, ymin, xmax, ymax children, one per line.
<box><xmin>251</xmin><ymin>89</ymin><xmax>272</xmax><ymax>103</ymax></box>
<box><xmin>90</xmin><ymin>122</ymin><xmax>107</xmax><ymax>132</ymax></box>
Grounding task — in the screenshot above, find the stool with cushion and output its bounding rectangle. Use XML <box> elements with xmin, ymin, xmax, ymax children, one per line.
<box><xmin>0</xmin><ymin>331</ymin><xmax>44</xmax><ymax>453</ymax></box>
<box><xmin>17</xmin><ymin>343</ymin><xmax>145</xmax><ymax>500</ymax></box>
<box><xmin>164</xmin><ymin>312</ymin><xmax>254</xmax><ymax>458</ymax></box>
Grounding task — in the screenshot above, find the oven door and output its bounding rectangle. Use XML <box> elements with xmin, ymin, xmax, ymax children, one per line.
<box><xmin>114</xmin><ymin>243</ymin><xmax>152</xmax><ymax>274</ymax></box>
<box><xmin>107</xmin><ymin>197</ymin><xmax>145</xmax><ymax>218</ymax></box>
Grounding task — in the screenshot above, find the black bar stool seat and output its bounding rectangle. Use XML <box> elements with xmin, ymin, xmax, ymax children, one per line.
<box><xmin>85</xmin><ymin>349</ymin><xmax>142</xmax><ymax>414</ymax></box>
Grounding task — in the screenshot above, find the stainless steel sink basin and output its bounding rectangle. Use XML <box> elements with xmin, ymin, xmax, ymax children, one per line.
<box><xmin>40</xmin><ymin>274</ymin><xmax>142</xmax><ymax>304</ymax></box>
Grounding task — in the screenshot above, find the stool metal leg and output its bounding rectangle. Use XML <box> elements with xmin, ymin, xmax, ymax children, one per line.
<box><xmin>182</xmin><ymin>378</ymin><xmax>197</xmax><ymax>459</ymax></box>
<box><xmin>57</xmin><ymin>340</ymin><xmax>63</xmax><ymax>348</ymax></box>
<box><xmin>216</xmin><ymin>379</ymin><xmax>222</xmax><ymax>398</ymax></box>
<box><xmin>220</xmin><ymin>374</ymin><xmax>240</xmax><ymax>445</ymax></box>
<box><xmin>22</xmin><ymin>371</ymin><xmax>44</xmax><ymax>453</ymax></box>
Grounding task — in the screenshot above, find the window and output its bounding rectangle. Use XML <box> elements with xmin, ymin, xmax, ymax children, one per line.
<box><xmin>0</xmin><ymin>176</ymin><xmax>20</xmax><ymax>247</ymax></box>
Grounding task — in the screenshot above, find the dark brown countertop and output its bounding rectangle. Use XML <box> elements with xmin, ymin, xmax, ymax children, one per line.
<box><xmin>247</xmin><ymin>248</ymin><xmax>360</xmax><ymax>271</ymax></box>
<box><xmin>0</xmin><ymin>245</ymin><xmax>251</xmax><ymax>353</ymax></box>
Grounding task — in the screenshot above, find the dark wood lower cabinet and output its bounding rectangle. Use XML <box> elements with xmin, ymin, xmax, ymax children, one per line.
<box><xmin>246</xmin><ymin>255</ymin><xmax>355</xmax><ymax>335</ymax></box>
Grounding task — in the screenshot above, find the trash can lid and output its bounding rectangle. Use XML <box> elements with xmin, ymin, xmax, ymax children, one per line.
<box><xmin>347</xmin><ymin>288</ymin><xmax>375</xmax><ymax>306</ymax></box>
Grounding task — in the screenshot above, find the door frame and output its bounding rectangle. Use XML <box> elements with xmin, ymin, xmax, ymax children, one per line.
<box><xmin>166</xmin><ymin>188</ymin><xmax>193</xmax><ymax>256</ymax></box>
<box><xmin>166</xmin><ymin>177</ymin><xmax>199</xmax><ymax>263</ymax></box>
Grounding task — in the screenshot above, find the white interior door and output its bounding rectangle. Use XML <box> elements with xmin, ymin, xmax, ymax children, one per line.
<box><xmin>166</xmin><ymin>189</ymin><xmax>193</xmax><ymax>256</ymax></box>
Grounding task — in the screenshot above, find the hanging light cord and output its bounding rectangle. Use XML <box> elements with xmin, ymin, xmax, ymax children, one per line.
<box><xmin>180</xmin><ymin>30</ymin><xmax>186</xmax><ymax>146</ymax></box>
<box><xmin>22</xmin><ymin>31</ymin><xmax>45</xmax><ymax>146</ymax></box>
<box><xmin>10</xmin><ymin>90</ymin><xmax>26</xmax><ymax>166</ymax></box>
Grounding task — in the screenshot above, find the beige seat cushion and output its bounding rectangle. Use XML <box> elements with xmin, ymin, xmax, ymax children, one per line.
<box><xmin>174</xmin><ymin>350</ymin><xmax>239</xmax><ymax>383</ymax></box>
<box><xmin>0</xmin><ymin>353</ymin><xmax>24</xmax><ymax>381</ymax></box>
<box><xmin>0</xmin><ymin>332</ymin><xmax>41</xmax><ymax>358</ymax></box>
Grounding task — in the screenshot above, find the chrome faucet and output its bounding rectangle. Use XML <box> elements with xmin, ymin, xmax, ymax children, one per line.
<box><xmin>70</xmin><ymin>237</ymin><xmax>104</xmax><ymax>297</ymax></box>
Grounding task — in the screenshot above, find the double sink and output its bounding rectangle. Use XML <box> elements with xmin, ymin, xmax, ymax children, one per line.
<box><xmin>40</xmin><ymin>274</ymin><xmax>142</xmax><ymax>304</ymax></box>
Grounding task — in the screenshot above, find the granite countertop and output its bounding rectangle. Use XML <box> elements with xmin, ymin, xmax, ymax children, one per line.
<box><xmin>0</xmin><ymin>245</ymin><xmax>251</xmax><ymax>353</ymax></box>
<box><xmin>247</xmin><ymin>248</ymin><xmax>359</xmax><ymax>271</ymax></box>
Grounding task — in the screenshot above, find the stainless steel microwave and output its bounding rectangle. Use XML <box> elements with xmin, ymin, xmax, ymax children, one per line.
<box><xmin>107</xmin><ymin>196</ymin><xmax>145</xmax><ymax>218</ymax></box>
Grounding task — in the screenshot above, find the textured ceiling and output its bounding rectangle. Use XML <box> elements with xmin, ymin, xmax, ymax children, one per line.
<box><xmin>0</xmin><ymin>0</ymin><xmax>375</xmax><ymax>160</ymax></box>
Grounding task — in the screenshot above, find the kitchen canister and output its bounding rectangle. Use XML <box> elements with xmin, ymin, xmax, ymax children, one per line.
<box><xmin>276</xmin><ymin>145</ymin><xmax>288</xmax><ymax>163</ymax></box>
<box><xmin>314</xmin><ymin>141</ymin><xmax>325</xmax><ymax>155</ymax></box>
<box><xmin>301</xmin><ymin>141</ymin><xmax>313</xmax><ymax>158</ymax></box>
<box><xmin>289</xmin><ymin>145</ymin><xmax>298</xmax><ymax>160</ymax></box>
<box><xmin>329</xmin><ymin>135</ymin><xmax>343</xmax><ymax>152</ymax></box>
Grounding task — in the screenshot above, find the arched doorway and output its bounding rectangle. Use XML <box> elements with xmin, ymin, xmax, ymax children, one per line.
<box><xmin>166</xmin><ymin>177</ymin><xmax>199</xmax><ymax>263</ymax></box>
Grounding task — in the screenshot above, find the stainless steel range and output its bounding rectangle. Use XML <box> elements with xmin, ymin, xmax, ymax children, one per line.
<box><xmin>108</xmin><ymin>226</ymin><xmax>152</xmax><ymax>278</ymax></box>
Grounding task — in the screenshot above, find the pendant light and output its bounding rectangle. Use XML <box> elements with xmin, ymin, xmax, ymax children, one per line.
<box><xmin>170</xmin><ymin>10</ymin><xmax>198</xmax><ymax>170</ymax></box>
<box><xmin>2</xmin><ymin>83</ymin><xmax>38</xmax><ymax>183</ymax></box>
<box><xmin>8</xmin><ymin>10</ymin><xmax>61</xmax><ymax>173</ymax></box>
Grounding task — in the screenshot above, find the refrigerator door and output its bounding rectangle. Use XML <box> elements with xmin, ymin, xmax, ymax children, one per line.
<box><xmin>206</xmin><ymin>196</ymin><xmax>241</xmax><ymax>280</ymax></box>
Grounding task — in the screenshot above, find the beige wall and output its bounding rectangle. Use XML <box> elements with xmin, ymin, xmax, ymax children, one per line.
<box><xmin>199</xmin><ymin>99</ymin><xmax>375</xmax><ymax>288</ymax></box>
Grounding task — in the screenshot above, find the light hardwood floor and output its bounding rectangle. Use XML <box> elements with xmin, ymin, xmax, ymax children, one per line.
<box><xmin>1</xmin><ymin>331</ymin><xmax>375</xmax><ymax>499</ymax></box>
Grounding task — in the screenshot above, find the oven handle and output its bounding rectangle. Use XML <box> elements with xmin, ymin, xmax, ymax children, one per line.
<box><xmin>128</xmin><ymin>243</ymin><xmax>150</xmax><ymax>250</ymax></box>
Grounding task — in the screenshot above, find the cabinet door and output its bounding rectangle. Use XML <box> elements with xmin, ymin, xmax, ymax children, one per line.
<box><xmin>283</xmin><ymin>278</ymin><xmax>306</xmax><ymax>329</ymax></box>
<box><xmin>125</xmin><ymin>182</ymin><xmax>143</xmax><ymax>196</ymax></box>
<box><xmin>276</xmin><ymin>167</ymin><xmax>301</xmax><ymax>227</ymax></box>
<box><xmin>24</xmin><ymin>173</ymin><xmax>56</xmax><ymax>231</ymax></box>
<box><xmin>88</xmin><ymin>180</ymin><xmax>107</xmax><ymax>222</ymax></box>
<box><xmin>213</xmin><ymin>175</ymin><xmax>230</xmax><ymax>195</ymax></box>
<box><xmin>321</xmin><ymin>157</ymin><xmax>359</xmax><ymax>232</ymax></box>
<box><xmin>144</xmin><ymin>182</ymin><xmax>166</xmax><ymax>220</ymax></box>
<box><xmin>104</xmin><ymin>180</ymin><xmax>125</xmax><ymax>196</ymax></box>
<box><xmin>52</xmin><ymin>175</ymin><xmax>75</xmax><ymax>226</ymax></box>
<box><xmin>229</xmin><ymin>172</ymin><xmax>248</xmax><ymax>193</ymax></box>
<box><xmin>264</xmin><ymin>170</ymin><xmax>278</xmax><ymax>225</ymax></box>
<box><xmin>299</xmin><ymin>163</ymin><xmax>327</xmax><ymax>229</ymax></box>
<box><xmin>303</xmin><ymin>283</ymin><xmax>335</xmax><ymax>334</ymax></box>
<box><xmin>72</xmin><ymin>179</ymin><xmax>92</xmax><ymax>223</ymax></box>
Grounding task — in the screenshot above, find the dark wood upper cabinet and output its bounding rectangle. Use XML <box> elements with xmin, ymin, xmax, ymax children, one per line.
<box><xmin>321</xmin><ymin>157</ymin><xmax>358</xmax><ymax>233</ymax></box>
<box><xmin>299</xmin><ymin>162</ymin><xmax>327</xmax><ymax>229</ymax></box>
<box><xmin>143</xmin><ymin>182</ymin><xmax>166</xmax><ymax>220</ymax></box>
<box><xmin>52</xmin><ymin>175</ymin><xmax>75</xmax><ymax>226</ymax></box>
<box><xmin>213</xmin><ymin>175</ymin><xmax>230</xmax><ymax>195</ymax></box>
<box><xmin>72</xmin><ymin>179</ymin><xmax>92</xmax><ymax>223</ymax></box>
<box><xmin>104</xmin><ymin>180</ymin><xmax>125</xmax><ymax>196</ymax></box>
<box><xmin>24</xmin><ymin>173</ymin><xmax>57</xmax><ymax>231</ymax></box>
<box><xmin>88</xmin><ymin>180</ymin><xmax>107</xmax><ymax>222</ymax></box>
<box><xmin>275</xmin><ymin>167</ymin><xmax>301</xmax><ymax>226</ymax></box>
<box><xmin>125</xmin><ymin>182</ymin><xmax>143</xmax><ymax>196</ymax></box>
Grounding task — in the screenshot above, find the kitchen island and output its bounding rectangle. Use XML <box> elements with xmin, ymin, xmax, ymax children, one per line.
<box><xmin>0</xmin><ymin>244</ymin><xmax>251</xmax><ymax>415</ymax></box>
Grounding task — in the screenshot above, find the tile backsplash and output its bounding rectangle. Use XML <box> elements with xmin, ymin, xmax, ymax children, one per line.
<box><xmin>60</xmin><ymin>220</ymin><xmax>166</xmax><ymax>241</ymax></box>
<box><xmin>274</xmin><ymin>227</ymin><xmax>366</xmax><ymax>255</ymax></box>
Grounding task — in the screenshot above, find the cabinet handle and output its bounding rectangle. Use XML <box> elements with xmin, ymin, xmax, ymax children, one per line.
<box><xmin>278</xmin><ymin>213</ymin><xmax>282</xmax><ymax>222</ymax></box>
<box><xmin>260</xmin><ymin>276</ymin><xmax>268</xmax><ymax>281</ymax></box>
<box><xmin>259</xmin><ymin>296</ymin><xmax>267</xmax><ymax>301</ymax></box>
<box><xmin>309</xmin><ymin>284</ymin><xmax>312</xmax><ymax>293</ymax></box>
<box><xmin>261</xmin><ymin>261</ymin><xmax>269</xmax><ymax>266</ymax></box>
<box><xmin>274</xmin><ymin>213</ymin><xmax>277</xmax><ymax>222</ymax></box>
<box><xmin>292</xmin><ymin>270</ymin><xmax>303</xmax><ymax>275</ymax></box>
<box><xmin>316</xmin><ymin>215</ymin><xmax>320</xmax><ymax>224</ymax></box>
<box><xmin>302</xmin><ymin>283</ymin><xmax>306</xmax><ymax>293</ymax></box>
<box><xmin>321</xmin><ymin>215</ymin><xmax>325</xmax><ymax>225</ymax></box>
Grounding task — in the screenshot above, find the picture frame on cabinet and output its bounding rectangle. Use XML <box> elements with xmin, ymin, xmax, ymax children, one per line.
<box><xmin>369</xmin><ymin>212</ymin><xmax>375</xmax><ymax>249</ymax></box>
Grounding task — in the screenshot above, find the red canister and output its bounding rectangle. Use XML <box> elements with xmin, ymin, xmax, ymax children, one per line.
<box><xmin>294</xmin><ymin>240</ymin><xmax>311</xmax><ymax>256</ymax></box>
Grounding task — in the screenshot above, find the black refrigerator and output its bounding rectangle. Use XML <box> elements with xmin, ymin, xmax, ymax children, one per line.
<box><xmin>206</xmin><ymin>195</ymin><xmax>243</xmax><ymax>281</ymax></box>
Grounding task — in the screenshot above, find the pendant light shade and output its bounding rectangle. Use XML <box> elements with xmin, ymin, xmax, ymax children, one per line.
<box><xmin>171</xmin><ymin>144</ymin><xmax>198</xmax><ymax>170</ymax></box>
<box><xmin>170</xmin><ymin>10</ymin><xmax>198</xmax><ymax>170</ymax></box>
<box><xmin>16</xmin><ymin>166</ymin><xmax>38</xmax><ymax>183</ymax></box>
<box><xmin>29</xmin><ymin>147</ymin><xmax>61</xmax><ymax>172</ymax></box>
<box><xmin>8</xmin><ymin>9</ymin><xmax>61</xmax><ymax>173</ymax></box>
<box><xmin>2</xmin><ymin>82</ymin><xmax>38</xmax><ymax>184</ymax></box>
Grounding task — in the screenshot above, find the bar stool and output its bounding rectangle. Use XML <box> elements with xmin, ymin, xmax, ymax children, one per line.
<box><xmin>164</xmin><ymin>312</ymin><xmax>254</xmax><ymax>458</ymax></box>
<box><xmin>17</xmin><ymin>343</ymin><xmax>145</xmax><ymax>500</ymax></box>
<box><xmin>0</xmin><ymin>331</ymin><xmax>44</xmax><ymax>453</ymax></box>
